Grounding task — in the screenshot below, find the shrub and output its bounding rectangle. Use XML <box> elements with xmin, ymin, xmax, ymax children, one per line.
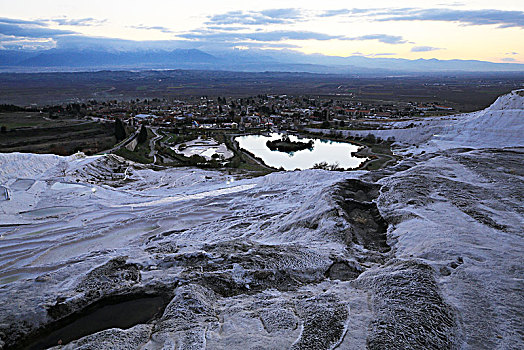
<box><xmin>137</xmin><ymin>126</ymin><xmax>148</xmax><ymax>144</ymax></box>
<box><xmin>114</xmin><ymin>118</ymin><xmax>127</xmax><ymax>141</ymax></box>
<box><xmin>365</xmin><ymin>133</ymin><xmax>376</xmax><ymax>143</ymax></box>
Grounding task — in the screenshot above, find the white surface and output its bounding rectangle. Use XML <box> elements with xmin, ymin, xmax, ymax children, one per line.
<box><xmin>0</xmin><ymin>90</ymin><xmax>522</xmax><ymax>348</ymax></box>
<box><xmin>310</xmin><ymin>89</ymin><xmax>524</xmax><ymax>154</ymax></box>
<box><xmin>173</xmin><ymin>137</ymin><xmax>234</xmax><ymax>160</ymax></box>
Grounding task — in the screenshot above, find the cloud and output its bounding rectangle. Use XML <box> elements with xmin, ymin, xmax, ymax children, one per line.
<box><xmin>0</xmin><ymin>17</ymin><xmax>105</xmax><ymax>45</ymax></box>
<box><xmin>0</xmin><ymin>21</ymin><xmax>76</xmax><ymax>38</ymax></box>
<box><xmin>207</xmin><ymin>9</ymin><xmax>304</xmax><ymax>26</ymax></box>
<box><xmin>130</xmin><ymin>24</ymin><xmax>174</xmax><ymax>33</ymax></box>
<box><xmin>348</xmin><ymin>34</ymin><xmax>407</xmax><ymax>44</ymax></box>
<box><xmin>245</xmin><ymin>31</ymin><xmax>340</xmax><ymax>41</ymax></box>
<box><xmin>178</xmin><ymin>30</ymin><xmax>342</xmax><ymax>42</ymax></box>
<box><xmin>0</xmin><ymin>17</ymin><xmax>113</xmax><ymax>50</ymax></box>
<box><xmin>411</xmin><ymin>46</ymin><xmax>442</xmax><ymax>52</ymax></box>
<box><xmin>319</xmin><ymin>8</ymin><xmax>417</xmax><ymax>18</ymax></box>
<box><xmin>501</xmin><ymin>57</ymin><xmax>516</xmax><ymax>62</ymax></box>
<box><xmin>373</xmin><ymin>53</ymin><xmax>396</xmax><ymax>56</ymax></box>
<box><xmin>0</xmin><ymin>34</ymin><xmax>55</xmax><ymax>50</ymax></box>
<box><xmin>318</xmin><ymin>9</ymin><xmax>350</xmax><ymax>17</ymax></box>
<box><xmin>436</xmin><ymin>2</ymin><xmax>465</xmax><ymax>6</ymax></box>
<box><xmin>318</xmin><ymin>8</ymin><xmax>376</xmax><ymax>17</ymax></box>
<box><xmin>0</xmin><ymin>16</ymin><xmax>108</xmax><ymax>50</ymax></box>
<box><xmin>259</xmin><ymin>8</ymin><xmax>302</xmax><ymax>19</ymax></box>
<box><xmin>321</xmin><ymin>7</ymin><xmax>524</xmax><ymax>29</ymax></box>
<box><xmin>506</xmin><ymin>51</ymin><xmax>518</xmax><ymax>55</ymax></box>
<box><xmin>178</xmin><ymin>26</ymin><xmax>408</xmax><ymax>48</ymax></box>
<box><xmin>51</xmin><ymin>17</ymin><xmax>107</xmax><ymax>26</ymax></box>
<box><xmin>207</xmin><ymin>26</ymin><xmax>248</xmax><ymax>31</ymax></box>
<box><xmin>0</xmin><ymin>17</ymin><xmax>47</xmax><ymax>26</ymax></box>
<box><xmin>233</xmin><ymin>41</ymin><xmax>300</xmax><ymax>49</ymax></box>
<box><xmin>377</xmin><ymin>8</ymin><xmax>524</xmax><ymax>29</ymax></box>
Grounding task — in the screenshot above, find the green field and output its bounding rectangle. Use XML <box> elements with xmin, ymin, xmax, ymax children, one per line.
<box><xmin>0</xmin><ymin>113</ymin><xmax>117</xmax><ymax>155</ymax></box>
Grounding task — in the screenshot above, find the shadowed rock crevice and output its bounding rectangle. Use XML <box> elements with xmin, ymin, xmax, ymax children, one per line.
<box><xmin>333</xmin><ymin>179</ymin><xmax>461</xmax><ymax>349</ymax></box>
<box><xmin>333</xmin><ymin>179</ymin><xmax>390</xmax><ymax>253</ymax></box>
<box><xmin>325</xmin><ymin>259</ymin><xmax>363</xmax><ymax>281</ymax></box>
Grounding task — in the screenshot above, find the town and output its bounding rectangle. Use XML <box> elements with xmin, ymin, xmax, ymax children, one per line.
<box><xmin>2</xmin><ymin>95</ymin><xmax>455</xmax><ymax>174</ymax></box>
<box><xmin>80</xmin><ymin>94</ymin><xmax>454</xmax><ymax>130</ymax></box>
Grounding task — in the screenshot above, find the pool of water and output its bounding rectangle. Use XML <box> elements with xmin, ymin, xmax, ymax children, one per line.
<box><xmin>50</xmin><ymin>182</ymin><xmax>86</xmax><ymax>191</ymax></box>
<box><xmin>17</xmin><ymin>295</ymin><xmax>167</xmax><ymax>350</ymax></box>
<box><xmin>235</xmin><ymin>133</ymin><xmax>365</xmax><ymax>170</ymax></box>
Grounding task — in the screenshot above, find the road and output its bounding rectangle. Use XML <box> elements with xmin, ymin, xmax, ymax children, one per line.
<box><xmin>148</xmin><ymin>128</ymin><xmax>163</xmax><ymax>164</ymax></box>
<box><xmin>97</xmin><ymin>128</ymin><xmax>140</xmax><ymax>155</ymax></box>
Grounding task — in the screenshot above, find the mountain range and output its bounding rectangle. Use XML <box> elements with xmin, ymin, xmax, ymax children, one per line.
<box><xmin>1</xmin><ymin>48</ymin><xmax>524</xmax><ymax>74</ymax></box>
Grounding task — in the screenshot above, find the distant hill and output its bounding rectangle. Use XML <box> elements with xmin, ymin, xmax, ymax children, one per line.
<box><xmin>1</xmin><ymin>47</ymin><xmax>524</xmax><ymax>74</ymax></box>
<box><xmin>13</xmin><ymin>49</ymin><xmax>218</xmax><ymax>68</ymax></box>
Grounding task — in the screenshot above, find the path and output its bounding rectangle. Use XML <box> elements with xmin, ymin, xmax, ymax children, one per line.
<box><xmin>356</xmin><ymin>146</ymin><xmax>397</xmax><ymax>170</ymax></box>
<box><xmin>148</xmin><ymin>128</ymin><xmax>163</xmax><ymax>164</ymax></box>
<box><xmin>97</xmin><ymin>128</ymin><xmax>140</xmax><ymax>155</ymax></box>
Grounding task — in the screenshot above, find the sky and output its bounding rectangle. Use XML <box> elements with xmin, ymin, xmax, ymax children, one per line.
<box><xmin>1</xmin><ymin>0</ymin><xmax>523</xmax><ymax>63</ymax></box>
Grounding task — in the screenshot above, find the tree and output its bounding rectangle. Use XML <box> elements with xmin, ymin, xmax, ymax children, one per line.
<box><xmin>114</xmin><ymin>118</ymin><xmax>126</xmax><ymax>141</ymax></box>
<box><xmin>0</xmin><ymin>126</ymin><xmax>6</xmax><ymax>133</ymax></box>
<box><xmin>137</xmin><ymin>125</ymin><xmax>148</xmax><ymax>144</ymax></box>
<box><xmin>365</xmin><ymin>133</ymin><xmax>376</xmax><ymax>143</ymax></box>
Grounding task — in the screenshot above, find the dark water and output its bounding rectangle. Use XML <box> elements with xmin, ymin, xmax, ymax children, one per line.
<box><xmin>18</xmin><ymin>295</ymin><xmax>166</xmax><ymax>350</ymax></box>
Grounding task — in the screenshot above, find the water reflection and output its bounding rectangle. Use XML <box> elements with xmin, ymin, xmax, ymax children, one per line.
<box><xmin>235</xmin><ymin>133</ymin><xmax>365</xmax><ymax>170</ymax></box>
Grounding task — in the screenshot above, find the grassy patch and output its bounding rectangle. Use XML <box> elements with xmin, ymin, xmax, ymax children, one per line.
<box><xmin>0</xmin><ymin>112</ymin><xmax>77</xmax><ymax>129</ymax></box>
<box><xmin>114</xmin><ymin>128</ymin><xmax>154</xmax><ymax>164</ymax></box>
<box><xmin>115</xmin><ymin>147</ymin><xmax>153</xmax><ymax>164</ymax></box>
<box><xmin>0</xmin><ymin>116</ymin><xmax>117</xmax><ymax>155</ymax></box>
